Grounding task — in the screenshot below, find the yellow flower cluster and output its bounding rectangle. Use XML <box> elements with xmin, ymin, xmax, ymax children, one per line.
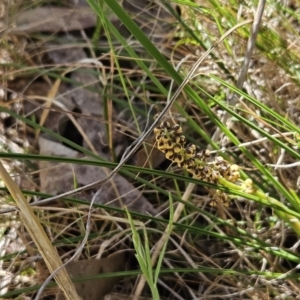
<box><xmin>153</xmin><ymin>120</ymin><xmax>246</xmax><ymax>206</ymax></box>
<box><xmin>154</xmin><ymin>121</ymin><xmax>240</xmax><ymax>184</ymax></box>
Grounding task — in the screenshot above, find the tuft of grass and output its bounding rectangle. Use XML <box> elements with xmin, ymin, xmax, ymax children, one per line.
<box><xmin>126</xmin><ymin>194</ymin><xmax>173</xmax><ymax>300</ymax></box>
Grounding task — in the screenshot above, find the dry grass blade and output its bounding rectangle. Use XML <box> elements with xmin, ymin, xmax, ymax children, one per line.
<box><xmin>234</xmin><ymin>0</ymin><xmax>266</xmax><ymax>92</ymax></box>
<box><xmin>212</xmin><ymin>0</ymin><xmax>266</xmax><ymax>143</ymax></box>
<box><xmin>0</xmin><ymin>161</ymin><xmax>81</xmax><ymax>300</ymax></box>
<box><xmin>36</xmin><ymin>76</ymin><xmax>62</xmax><ymax>144</ymax></box>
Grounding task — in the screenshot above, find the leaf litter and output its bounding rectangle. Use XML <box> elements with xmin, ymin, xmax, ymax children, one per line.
<box><xmin>0</xmin><ymin>0</ymin><xmax>169</xmax><ymax>298</ymax></box>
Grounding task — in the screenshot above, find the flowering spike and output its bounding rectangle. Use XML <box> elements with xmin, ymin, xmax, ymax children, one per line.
<box><xmin>153</xmin><ymin>120</ymin><xmax>241</xmax><ymax>206</ymax></box>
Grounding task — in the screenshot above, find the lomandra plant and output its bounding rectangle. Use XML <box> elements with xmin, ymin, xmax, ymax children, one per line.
<box><xmin>2</xmin><ymin>0</ymin><xmax>300</xmax><ymax>298</ymax></box>
<box><xmin>96</xmin><ymin>0</ymin><xmax>300</xmax><ymax>298</ymax></box>
<box><xmin>153</xmin><ymin>118</ymin><xmax>300</xmax><ymax>235</ymax></box>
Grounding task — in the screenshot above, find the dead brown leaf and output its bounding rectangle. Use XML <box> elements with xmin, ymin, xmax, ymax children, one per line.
<box><xmin>133</xmin><ymin>137</ymin><xmax>166</xmax><ymax>169</ymax></box>
<box><xmin>57</xmin><ymin>252</ymin><xmax>127</xmax><ymax>300</ymax></box>
<box><xmin>13</xmin><ymin>6</ymin><xmax>97</xmax><ymax>33</ymax></box>
<box><xmin>38</xmin><ymin>137</ymin><xmax>157</xmax><ymax>215</ymax></box>
<box><xmin>45</xmin><ymin>45</ymin><xmax>123</xmax><ymax>159</ymax></box>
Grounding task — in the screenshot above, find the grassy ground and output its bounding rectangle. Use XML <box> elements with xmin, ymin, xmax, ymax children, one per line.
<box><xmin>1</xmin><ymin>0</ymin><xmax>300</xmax><ymax>299</ymax></box>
